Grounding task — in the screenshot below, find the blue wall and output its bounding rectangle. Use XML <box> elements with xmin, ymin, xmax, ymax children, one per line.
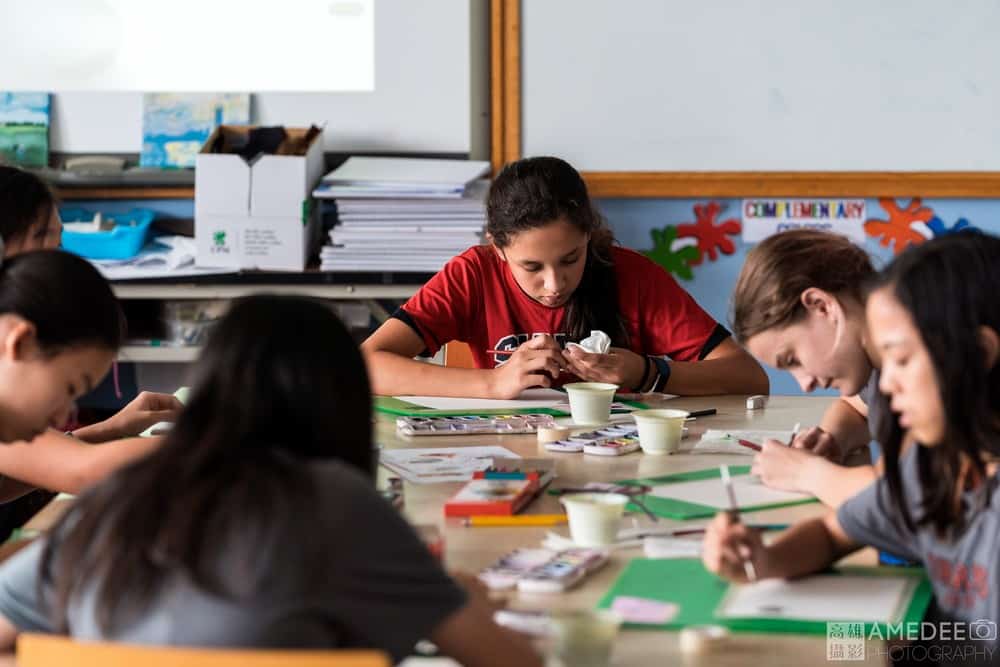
<box><xmin>73</xmin><ymin>196</ymin><xmax>1000</xmax><ymax>399</ymax></box>
<box><xmin>599</xmin><ymin>197</ymin><xmax>1000</xmax><ymax>395</ymax></box>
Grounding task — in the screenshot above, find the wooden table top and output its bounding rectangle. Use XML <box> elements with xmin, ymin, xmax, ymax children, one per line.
<box><xmin>379</xmin><ymin>394</ymin><xmax>887</xmax><ymax>666</ymax></box>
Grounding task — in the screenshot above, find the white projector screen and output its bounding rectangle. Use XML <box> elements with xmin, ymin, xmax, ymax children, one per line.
<box><xmin>0</xmin><ymin>0</ymin><xmax>488</xmax><ymax>156</ymax></box>
<box><xmin>0</xmin><ymin>0</ymin><xmax>374</xmax><ymax>92</ymax></box>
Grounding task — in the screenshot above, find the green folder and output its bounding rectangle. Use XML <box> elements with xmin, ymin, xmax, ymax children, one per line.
<box><xmin>615</xmin><ymin>466</ymin><xmax>819</xmax><ymax>520</ymax></box>
<box><xmin>597</xmin><ymin>559</ymin><xmax>932</xmax><ymax>635</ymax></box>
<box><xmin>374</xmin><ymin>394</ymin><xmax>647</xmax><ymax>418</ymax></box>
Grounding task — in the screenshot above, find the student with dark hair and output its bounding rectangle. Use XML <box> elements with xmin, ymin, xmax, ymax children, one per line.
<box><xmin>730</xmin><ymin>229</ymin><xmax>885</xmax><ymax>506</ymax></box>
<box><xmin>0</xmin><ymin>168</ymin><xmax>180</xmax><ymax>516</ymax></box>
<box><xmin>0</xmin><ymin>165</ymin><xmax>62</xmax><ymax>254</ymax></box>
<box><xmin>363</xmin><ymin>156</ymin><xmax>768</xmax><ymax>399</ymax></box>
<box><xmin>0</xmin><ymin>295</ymin><xmax>542</xmax><ymax>666</ymax></box>
<box><xmin>0</xmin><ymin>251</ymin><xmax>170</xmax><ymax>508</ymax></box>
<box><xmin>0</xmin><ymin>251</ymin><xmax>124</xmax><ymax>442</ymax></box>
<box><xmin>705</xmin><ymin>231</ymin><xmax>1000</xmax><ymax>649</ymax></box>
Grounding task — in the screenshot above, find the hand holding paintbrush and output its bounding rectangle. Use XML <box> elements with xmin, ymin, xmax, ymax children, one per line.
<box><xmin>720</xmin><ymin>464</ymin><xmax>757</xmax><ymax>581</ymax></box>
<box><xmin>700</xmin><ymin>465</ymin><xmax>770</xmax><ymax>584</ymax></box>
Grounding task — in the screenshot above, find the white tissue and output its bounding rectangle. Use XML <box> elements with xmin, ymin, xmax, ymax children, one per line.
<box><xmin>566</xmin><ymin>330</ymin><xmax>611</xmax><ymax>355</ymax></box>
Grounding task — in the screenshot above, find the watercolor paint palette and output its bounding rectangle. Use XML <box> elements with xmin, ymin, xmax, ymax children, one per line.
<box><xmin>396</xmin><ymin>413</ymin><xmax>558</xmax><ymax>437</ymax></box>
<box><xmin>545</xmin><ymin>424</ymin><xmax>641</xmax><ymax>456</ymax></box>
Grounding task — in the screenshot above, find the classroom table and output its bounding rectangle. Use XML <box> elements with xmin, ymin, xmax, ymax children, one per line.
<box><xmin>380</xmin><ymin>394</ymin><xmax>891</xmax><ymax>667</ymax></box>
<box><xmin>6</xmin><ymin>395</ymin><xmax>892</xmax><ymax>666</ymax></box>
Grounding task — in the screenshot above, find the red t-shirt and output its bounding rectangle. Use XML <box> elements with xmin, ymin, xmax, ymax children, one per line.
<box><xmin>397</xmin><ymin>245</ymin><xmax>723</xmax><ymax>372</ymax></box>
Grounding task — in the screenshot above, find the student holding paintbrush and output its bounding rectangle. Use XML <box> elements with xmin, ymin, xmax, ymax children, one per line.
<box><xmin>363</xmin><ymin>156</ymin><xmax>767</xmax><ymax>399</ymax></box>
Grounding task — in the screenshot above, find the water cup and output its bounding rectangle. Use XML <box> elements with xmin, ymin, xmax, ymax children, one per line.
<box><xmin>632</xmin><ymin>408</ymin><xmax>690</xmax><ymax>455</ymax></box>
<box><xmin>559</xmin><ymin>492</ymin><xmax>629</xmax><ymax>547</ymax></box>
<box><xmin>563</xmin><ymin>382</ymin><xmax>618</xmax><ymax>425</ymax></box>
<box><xmin>548</xmin><ymin>609</ymin><xmax>622</xmax><ymax>667</ymax></box>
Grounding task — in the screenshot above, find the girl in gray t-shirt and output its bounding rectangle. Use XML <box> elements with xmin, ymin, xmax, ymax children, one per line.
<box><xmin>0</xmin><ymin>295</ymin><xmax>542</xmax><ymax>666</ymax></box>
<box><xmin>706</xmin><ymin>232</ymin><xmax>1000</xmax><ymax>650</ymax></box>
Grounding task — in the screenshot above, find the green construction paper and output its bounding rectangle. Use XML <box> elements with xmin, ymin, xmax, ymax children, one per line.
<box><xmin>616</xmin><ymin>466</ymin><xmax>819</xmax><ymax>520</ymax></box>
<box><xmin>597</xmin><ymin>559</ymin><xmax>932</xmax><ymax>635</ymax></box>
<box><xmin>374</xmin><ymin>395</ymin><xmax>647</xmax><ymax>418</ymax></box>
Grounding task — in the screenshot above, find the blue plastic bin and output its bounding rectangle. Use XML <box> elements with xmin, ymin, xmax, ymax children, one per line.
<box><xmin>60</xmin><ymin>208</ymin><xmax>155</xmax><ymax>260</ymax></box>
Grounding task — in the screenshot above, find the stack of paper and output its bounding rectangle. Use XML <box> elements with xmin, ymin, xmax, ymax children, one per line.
<box><xmin>378</xmin><ymin>446</ymin><xmax>520</xmax><ymax>484</ymax></box>
<box><xmin>314</xmin><ymin>157</ymin><xmax>490</xmax><ymax>272</ymax></box>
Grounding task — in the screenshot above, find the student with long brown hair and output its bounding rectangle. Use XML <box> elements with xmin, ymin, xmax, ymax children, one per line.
<box><xmin>731</xmin><ymin>229</ymin><xmax>883</xmax><ymax>506</ymax></box>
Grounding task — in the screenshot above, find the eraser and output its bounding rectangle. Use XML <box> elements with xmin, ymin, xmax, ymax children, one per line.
<box><xmin>746</xmin><ymin>394</ymin><xmax>767</xmax><ymax>410</ymax></box>
<box><xmin>537</xmin><ymin>426</ymin><xmax>571</xmax><ymax>444</ymax></box>
<box><xmin>679</xmin><ymin>625</ymin><xmax>730</xmax><ymax>654</ymax></box>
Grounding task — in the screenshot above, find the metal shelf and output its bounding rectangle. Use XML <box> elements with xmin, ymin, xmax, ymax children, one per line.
<box><xmin>118</xmin><ymin>346</ymin><xmax>201</xmax><ymax>363</ymax></box>
<box><xmin>111</xmin><ymin>283</ymin><xmax>421</xmax><ymax>300</ymax></box>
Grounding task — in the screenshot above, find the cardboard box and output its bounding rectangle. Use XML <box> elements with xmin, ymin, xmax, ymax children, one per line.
<box><xmin>195</xmin><ymin>125</ymin><xmax>324</xmax><ymax>271</ymax></box>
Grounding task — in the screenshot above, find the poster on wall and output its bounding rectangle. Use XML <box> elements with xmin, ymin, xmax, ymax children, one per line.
<box><xmin>742</xmin><ymin>199</ymin><xmax>867</xmax><ymax>244</ymax></box>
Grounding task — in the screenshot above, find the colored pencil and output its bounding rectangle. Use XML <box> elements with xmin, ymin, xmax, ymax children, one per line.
<box><xmin>462</xmin><ymin>514</ymin><xmax>568</xmax><ymax>527</ymax></box>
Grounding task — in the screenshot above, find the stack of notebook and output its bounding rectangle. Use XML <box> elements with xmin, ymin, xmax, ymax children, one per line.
<box><xmin>314</xmin><ymin>157</ymin><xmax>490</xmax><ymax>272</ymax></box>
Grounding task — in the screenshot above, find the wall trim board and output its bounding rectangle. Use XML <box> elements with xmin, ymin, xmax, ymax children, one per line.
<box><xmin>581</xmin><ymin>172</ymin><xmax>1000</xmax><ymax>199</ymax></box>
<box><xmin>56</xmin><ymin>187</ymin><xmax>195</xmax><ymax>200</ymax></box>
<box><xmin>490</xmin><ymin>0</ymin><xmax>521</xmax><ymax>173</ymax></box>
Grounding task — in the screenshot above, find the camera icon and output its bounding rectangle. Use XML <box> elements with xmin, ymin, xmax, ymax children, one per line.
<box><xmin>970</xmin><ymin>619</ymin><xmax>997</xmax><ymax>641</ymax></box>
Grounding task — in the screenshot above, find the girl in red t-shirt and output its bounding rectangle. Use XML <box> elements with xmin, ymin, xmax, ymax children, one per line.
<box><xmin>363</xmin><ymin>156</ymin><xmax>767</xmax><ymax>399</ymax></box>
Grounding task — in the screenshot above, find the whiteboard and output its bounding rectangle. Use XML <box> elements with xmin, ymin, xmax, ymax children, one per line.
<box><xmin>22</xmin><ymin>0</ymin><xmax>487</xmax><ymax>156</ymax></box>
<box><xmin>522</xmin><ymin>0</ymin><xmax>1000</xmax><ymax>171</ymax></box>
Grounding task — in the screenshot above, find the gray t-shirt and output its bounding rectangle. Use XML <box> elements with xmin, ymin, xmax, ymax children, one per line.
<box><xmin>857</xmin><ymin>369</ymin><xmax>886</xmax><ymax>442</ymax></box>
<box><xmin>0</xmin><ymin>461</ymin><xmax>466</xmax><ymax>663</ymax></box>
<box><xmin>838</xmin><ymin>446</ymin><xmax>1000</xmax><ymax>634</ymax></box>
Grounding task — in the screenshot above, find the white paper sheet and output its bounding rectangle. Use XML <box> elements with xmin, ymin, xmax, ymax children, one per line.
<box><xmin>396</xmin><ymin>389</ymin><xmax>570</xmax><ymax>411</ymax></box>
<box><xmin>679</xmin><ymin>429</ymin><xmax>794</xmax><ymax>455</ymax></box>
<box><xmin>643</xmin><ymin>535</ymin><xmax>703</xmax><ymax>559</ymax></box>
<box><xmin>648</xmin><ymin>474</ymin><xmax>812</xmax><ymax>510</ymax></box>
<box><xmin>91</xmin><ymin>236</ymin><xmax>238</xmax><ymax>281</ymax></box>
<box><xmin>397</xmin><ymin>389</ymin><xmax>645</xmax><ymax>417</ymax></box>
<box><xmin>718</xmin><ymin>574</ymin><xmax>916</xmax><ymax>623</ymax></box>
<box><xmin>378</xmin><ymin>446</ymin><xmax>520</xmax><ymax>484</ymax></box>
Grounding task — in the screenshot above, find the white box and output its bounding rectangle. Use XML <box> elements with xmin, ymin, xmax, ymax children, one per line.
<box><xmin>195</xmin><ymin>126</ymin><xmax>324</xmax><ymax>271</ymax></box>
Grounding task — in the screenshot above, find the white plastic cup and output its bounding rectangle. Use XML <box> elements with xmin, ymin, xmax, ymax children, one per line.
<box><xmin>632</xmin><ymin>408</ymin><xmax>690</xmax><ymax>455</ymax></box>
<box><xmin>548</xmin><ymin>609</ymin><xmax>622</xmax><ymax>667</ymax></box>
<box><xmin>560</xmin><ymin>492</ymin><xmax>629</xmax><ymax>547</ymax></box>
<box><xmin>563</xmin><ymin>382</ymin><xmax>618</xmax><ymax>425</ymax></box>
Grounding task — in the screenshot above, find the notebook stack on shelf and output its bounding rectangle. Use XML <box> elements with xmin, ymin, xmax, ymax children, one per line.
<box><xmin>314</xmin><ymin>157</ymin><xmax>491</xmax><ymax>273</ymax></box>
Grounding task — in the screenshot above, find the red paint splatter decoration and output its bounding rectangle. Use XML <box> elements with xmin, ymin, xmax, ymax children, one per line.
<box><xmin>864</xmin><ymin>198</ymin><xmax>935</xmax><ymax>255</ymax></box>
<box><xmin>675</xmin><ymin>201</ymin><xmax>742</xmax><ymax>266</ymax></box>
